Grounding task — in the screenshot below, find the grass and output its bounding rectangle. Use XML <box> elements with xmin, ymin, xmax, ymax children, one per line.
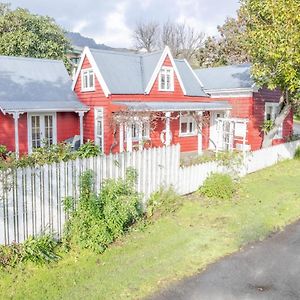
<box><xmin>1</xmin><ymin>159</ymin><xmax>300</xmax><ymax>300</ymax></box>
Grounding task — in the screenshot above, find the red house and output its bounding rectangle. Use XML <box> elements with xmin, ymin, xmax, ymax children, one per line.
<box><xmin>0</xmin><ymin>55</ymin><xmax>88</xmax><ymax>156</ymax></box>
<box><xmin>73</xmin><ymin>46</ymin><xmax>292</xmax><ymax>155</ymax></box>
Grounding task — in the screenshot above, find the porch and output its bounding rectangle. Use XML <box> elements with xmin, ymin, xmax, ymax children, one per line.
<box><xmin>112</xmin><ymin>101</ymin><xmax>249</xmax><ymax>154</ymax></box>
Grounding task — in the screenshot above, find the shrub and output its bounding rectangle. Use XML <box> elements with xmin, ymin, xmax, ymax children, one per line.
<box><xmin>64</xmin><ymin>168</ymin><xmax>142</xmax><ymax>253</ymax></box>
<box><xmin>22</xmin><ymin>234</ymin><xmax>60</xmax><ymax>265</ymax></box>
<box><xmin>147</xmin><ymin>187</ymin><xmax>181</xmax><ymax>218</ymax></box>
<box><xmin>294</xmin><ymin>147</ymin><xmax>300</xmax><ymax>160</ymax></box>
<box><xmin>200</xmin><ymin>173</ymin><xmax>235</xmax><ymax>200</ymax></box>
<box><xmin>77</xmin><ymin>140</ymin><xmax>101</xmax><ymax>158</ymax></box>
<box><xmin>0</xmin><ymin>234</ymin><xmax>59</xmax><ymax>269</ymax></box>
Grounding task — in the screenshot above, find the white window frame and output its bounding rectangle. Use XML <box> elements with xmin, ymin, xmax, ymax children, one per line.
<box><xmin>264</xmin><ymin>102</ymin><xmax>283</xmax><ymax>139</ymax></box>
<box><xmin>158</xmin><ymin>67</ymin><xmax>174</xmax><ymax>92</ymax></box>
<box><xmin>179</xmin><ymin>114</ymin><xmax>197</xmax><ymax>137</ymax></box>
<box><xmin>27</xmin><ymin>112</ymin><xmax>57</xmax><ymax>153</ymax></box>
<box><xmin>130</xmin><ymin>119</ymin><xmax>150</xmax><ymax>141</ymax></box>
<box><xmin>94</xmin><ymin>107</ymin><xmax>104</xmax><ymax>151</ymax></box>
<box><xmin>81</xmin><ymin>68</ymin><xmax>95</xmax><ymax>92</ymax></box>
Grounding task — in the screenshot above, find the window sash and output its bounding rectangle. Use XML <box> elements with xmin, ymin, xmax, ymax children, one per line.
<box><xmin>159</xmin><ymin>67</ymin><xmax>174</xmax><ymax>91</ymax></box>
<box><xmin>82</xmin><ymin>69</ymin><xmax>95</xmax><ymax>91</ymax></box>
<box><xmin>265</xmin><ymin>103</ymin><xmax>283</xmax><ymax>138</ymax></box>
<box><xmin>180</xmin><ymin>116</ymin><xmax>196</xmax><ymax>136</ymax></box>
<box><xmin>130</xmin><ymin>122</ymin><xmax>150</xmax><ymax>140</ymax></box>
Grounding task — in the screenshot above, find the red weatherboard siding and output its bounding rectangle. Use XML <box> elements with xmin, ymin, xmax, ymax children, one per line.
<box><xmin>0</xmin><ymin>112</ymin><xmax>80</xmax><ymax>154</ymax></box>
<box><xmin>74</xmin><ymin>53</ymin><xmax>293</xmax><ymax>154</ymax></box>
<box><xmin>0</xmin><ymin>112</ymin><xmax>28</xmax><ymax>154</ymax></box>
<box><xmin>56</xmin><ymin>112</ymin><xmax>80</xmax><ymax>142</ymax></box>
<box><xmin>252</xmin><ymin>88</ymin><xmax>293</xmax><ymax>149</ymax></box>
<box><xmin>74</xmin><ymin>57</ymin><xmax>113</xmax><ymax>154</ymax></box>
<box><xmin>212</xmin><ymin>88</ymin><xmax>293</xmax><ymax>151</ymax></box>
<box><xmin>75</xmin><ymin>54</ymin><xmax>211</xmax><ymax>154</ymax></box>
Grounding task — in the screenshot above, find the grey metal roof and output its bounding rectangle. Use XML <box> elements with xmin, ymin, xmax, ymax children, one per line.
<box><xmin>89</xmin><ymin>48</ymin><xmax>207</xmax><ymax>97</ymax></box>
<box><xmin>113</xmin><ymin>101</ymin><xmax>231</xmax><ymax>112</ymax></box>
<box><xmin>0</xmin><ymin>55</ymin><xmax>88</xmax><ymax>113</ymax></box>
<box><xmin>194</xmin><ymin>64</ymin><xmax>254</xmax><ymax>91</ymax></box>
<box><xmin>175</xmin><ymin>60</ymin><xmax>206</xmax><ymax>97</ymax></box>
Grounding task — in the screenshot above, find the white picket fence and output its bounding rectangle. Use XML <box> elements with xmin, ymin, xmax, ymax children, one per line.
<box><xmin>1</xmin><ymin>140</ymin><xmax>300</xmax><ymax>245</ymax></box>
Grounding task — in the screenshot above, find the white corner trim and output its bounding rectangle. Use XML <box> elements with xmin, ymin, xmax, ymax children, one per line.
<box><xmin>144</xmin><ymin>46</ymin><xmax>187</xmax><ymax>95</ymax></box>
<box><xmin>72</xmin><ymin>47</ymin><xmax>111</xmax><ymax>97</ymax></box>
<box><xmin>184</xmin><ymin>59</ymin><xmax>204</xmax><ymax>88</ymax></box>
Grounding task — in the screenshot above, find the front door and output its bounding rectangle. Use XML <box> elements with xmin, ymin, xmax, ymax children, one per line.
<box><xmin>209</xmin><ymin>112</ymin><xmax>225</xmax><ymax>150</ymax></box>
<box><xmin>28</xmin><ymin>113</ymin><xmax>56</xmax><ymax>152</ymax></box>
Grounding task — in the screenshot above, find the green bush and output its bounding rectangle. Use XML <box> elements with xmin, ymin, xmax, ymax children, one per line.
<box><xmin>64</xmin><ymin>168</ymin><xmax>142</xmax><ymax>253</ymax></box>
<box><xmin>77</xmin><ymin>140</ymin><xmax>101</xmax><ymax>158</ymax></box>
<box><xmin>0</xmin><ymin>141</ymin><xmax>101</xmax><ymax>170</ymax></box>
<box><xmin>200</xmin><ymin>173</ymin><xmax>235</xmax><ymax>200</ymax></box>
<box><xmin>22</xmin><ymin>234</ymin><xmax>60</xmax><ymax>265</ymax></box>
<box><xmin>294</xmin><ymin>147</ymin><xmax>300</xmax><ymax>160</ymax></box>
<box><xmin>147</xmin><ymin>187</ymin><xmax>181</xmax><ymax>218</ymax></box>
<box><xmin>0</xmin><ymin>234</ymin><xmax>59</xmax><ymax>269</ymax></box>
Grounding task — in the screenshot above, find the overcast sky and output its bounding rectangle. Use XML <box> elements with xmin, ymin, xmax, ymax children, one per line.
<box><xmin>9</xmin><ymin>0</ymin><xmax>240</xmax><ymax>48</ymax></box>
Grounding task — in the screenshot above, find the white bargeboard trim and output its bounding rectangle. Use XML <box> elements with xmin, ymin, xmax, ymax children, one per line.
<box><xmin>72</xmin><ymin>47</ymin><xmax>111</xmax><ymax>97</ymax></box>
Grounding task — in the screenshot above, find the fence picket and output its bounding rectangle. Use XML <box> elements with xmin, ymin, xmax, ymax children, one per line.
<box><xmin>1</xmin><ymin>140</ymin><xmax>300</xmax><ymax>245</ymax></box>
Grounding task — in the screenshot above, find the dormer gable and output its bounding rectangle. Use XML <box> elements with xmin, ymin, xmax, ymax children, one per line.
<box><xmin>72</xmin><ymin>47</ymin><xmax>111</xmax><ymax>97</ymax></box>
<box><xmin>144</xmin><ymin>46</ymin><xmax>187</xmax><ymax>95</ymax></box>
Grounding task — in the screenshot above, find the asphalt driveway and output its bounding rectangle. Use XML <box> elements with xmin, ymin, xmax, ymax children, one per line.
<box><xmin>150</xmin><ymin>220</ymin><xmax>300</xmax><ymax>300</ymax></box>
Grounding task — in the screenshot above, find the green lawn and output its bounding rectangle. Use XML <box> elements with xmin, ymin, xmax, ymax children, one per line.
<box><xmin>1</xmin><ymin>160</ymin><xmax>300</xmax><ymax>300</ymax></box>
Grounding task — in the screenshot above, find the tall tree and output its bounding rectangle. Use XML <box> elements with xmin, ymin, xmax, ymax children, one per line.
<box><xmin>133</xmin><ymin>21</ymin><xmax>160</xmax><ymax>52</ymax></box>
<box><xmin>133</xmin><ymin>21</ymin><xmax>204</xmax><ymax>64</ymax></box>
<box><xmin>0</xmin><ymin>3</ymin><xmax>71</xmax><ymax>70</ymax></box>
<box><xmin>196</xmin><ymin>9</ymin><xmax>250</xmax><ymax>67</ymax></box>
<box><xmin>241</xmin><ymin>0</ymin><xmax>300</xmax><ymax>147</ymax></box>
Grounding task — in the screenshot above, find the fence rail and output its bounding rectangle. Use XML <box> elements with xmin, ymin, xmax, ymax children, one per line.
<box><xmin>1</xmin><ymin>140</ymin><xmax>300</xmax><ymax>245</ymax></box>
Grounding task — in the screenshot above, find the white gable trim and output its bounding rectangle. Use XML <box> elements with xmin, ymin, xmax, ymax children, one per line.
<box><xmin>72</xmin><ymin>47</ymin><xmax>111</xmax><ymax>97</ymax></box>
<box><xmin>144</xmin><ymin>46</ymin><xmax>187</xmax><ymax>95</ymax></box>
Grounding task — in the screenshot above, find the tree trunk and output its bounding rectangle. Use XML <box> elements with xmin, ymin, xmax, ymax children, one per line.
<box><xmin>262</xmin><ymin>98</ymin><xmax>291</xmax><ymax>148</ymax></box>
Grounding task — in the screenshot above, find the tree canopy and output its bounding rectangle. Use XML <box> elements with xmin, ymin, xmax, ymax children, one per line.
<box><xmin>241</xmin><ymin>0</ymin><xmax>300</xmax><ymax>146</ymax></box>
<box><xmin>0</xmin><ymin>3</ymin><xmax>71</xmax><ymax>69</ymax></box>
<box><xmin>196</xmin><ymin>10</ymin><xmax>250</xmax><ymax>68</ymax></box>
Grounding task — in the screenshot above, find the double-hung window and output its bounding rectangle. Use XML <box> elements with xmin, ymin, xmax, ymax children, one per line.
<box><xmin>159</xmin><ymin>67</ymin><xmax>174</xmax><ymax>91</ymax></box>
<box><xmin>131</xmin><ymin>121</ymin><xmax>150</xmax><ymax>141</ymax></box>
<box><xmin>265</xmin><ymin>102</ymin><xmax>282</xmax><ymax>138</ymax></box>
<box><xmin>180</xmin><ymin>114</ymin><xmax>196</xmax><ymax>136</ymax></box>
<box><xmin>81</xmin><ymin>68</ymin><xmax>95</xmax><ymax>91</ymax></box>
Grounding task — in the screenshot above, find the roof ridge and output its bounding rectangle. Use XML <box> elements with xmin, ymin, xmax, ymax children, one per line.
<box><xmin>89</xmin><ymin>48</ymin><xmax>141</xmax><ymax>57</ymax></box>
<box><xmin>0</xmin><ymin>55</ymin><xmax>62</xmax><ymax>64</ymax></box>
<box><xmin>195</xmin><ymin>63</ymin><xmax>252</xmax><ymax>72</ymax></box>
<box><xmin>89</xmin><ymin>47</ymin><xmax>164</xmax><ymax>58</ymax></box>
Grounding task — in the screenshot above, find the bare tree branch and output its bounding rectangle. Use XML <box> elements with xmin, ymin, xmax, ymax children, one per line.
<box><xmin>133</xmin><ymin>21</ymin><xmax>160</xmax><ymax>52</ymax></box>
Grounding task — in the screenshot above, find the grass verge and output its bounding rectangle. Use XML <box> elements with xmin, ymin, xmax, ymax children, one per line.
<box><xmin>1</xmin><ymin>159</ymin><xmax>300</xmax><ymax>300</ymax></box>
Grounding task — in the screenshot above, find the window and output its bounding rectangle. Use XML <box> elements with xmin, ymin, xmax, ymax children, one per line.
<box><xmin>28</xmin><ymin>113</ymin><xmax>56</xmax><ymax>152</ymax></box>
<box><xmin>81</xmin><ymin>68</ymin><xmax>95</xmax><ymax>91</ymax></box>
<box><xmin>265</xmin><ymin>102</ymin><xmax>282</xmax><ymax>138</ymax></box>
<box><xmin>180</xmin><ymin>115</ymin><xmax>196</xmax><ymax>136</ymax></box>
<box><xmin>159</xmin><ymin>67</ymin><xmax>174</xmax><ymax>91</ymax></box>
<box><xmin>94</xmin><ymin>108</ymin><xmax>104</xmax><ymax>151</ymax></box>
<box><xmin>131</xmin><ymin>122</ymin><xmax>150</xmax><ymax>140</ymax></box>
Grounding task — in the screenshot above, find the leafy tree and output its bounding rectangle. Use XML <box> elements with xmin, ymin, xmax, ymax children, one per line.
<box><xmin>0</xmin><ymin>3</ymin><xmax>71</xmax><ymax>70</ymax></box>
<box><xmin>241</xmin><ymin>0</ymin><xmax>300</xmax><ymax>147</ymax></box>
<box><xmin>196</xmin><ymin>10</ymin><xmax>250</xmax><ymax>67</ymax></box>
